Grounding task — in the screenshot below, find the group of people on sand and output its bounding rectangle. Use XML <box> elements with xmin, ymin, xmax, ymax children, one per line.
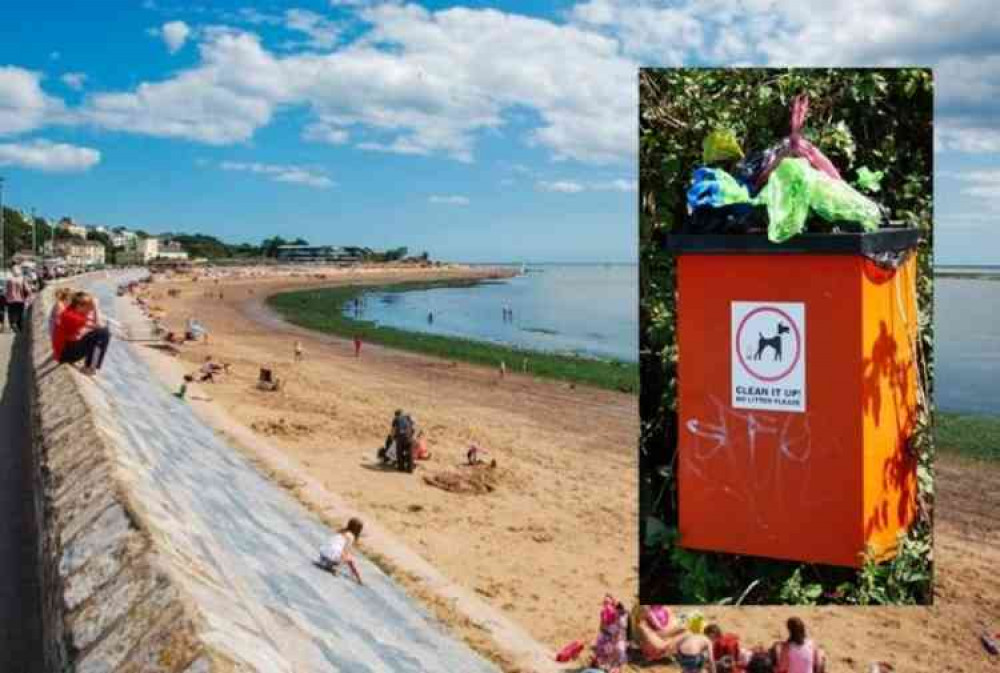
<box><xmin>50</xmin><ymin>287</ymin><xmax>114</xmax><ymax>377</ymax></box>
<box><xmin>622</xmin><ymin>605</ymin><xmax>826</xmax><ymax>673</ymax></box>
<box><xmin>378</xmin><ymin>409</ymin><xmax>431</xmax><ymax>472</ymax></box>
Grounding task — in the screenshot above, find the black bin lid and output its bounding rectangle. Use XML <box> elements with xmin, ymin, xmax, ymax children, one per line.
<box><xmin>664</xmin><ymin>228</ymin><xmax>921</xmax><ymax>256</ymax></box>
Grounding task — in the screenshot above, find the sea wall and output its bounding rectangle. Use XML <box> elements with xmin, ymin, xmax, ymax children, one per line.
<box><xmin>28</xmin><ymin>285</ymin><xmax>216</xmax><ymax>673</ymax></box>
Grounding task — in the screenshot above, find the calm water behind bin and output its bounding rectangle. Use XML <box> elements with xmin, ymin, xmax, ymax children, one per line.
<box><xmin>349</xmin><ymin>263</ymin><xmax>638</xmax><ymax>363</ymax></box>
<box><xmin>935</xmin><ymin>277</ymin><xmax>1000</xmax><ymax>415</ymax></box>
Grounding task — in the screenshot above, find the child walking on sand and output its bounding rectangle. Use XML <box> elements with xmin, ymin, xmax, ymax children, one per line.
<box><xmin>317</xmin><ymin>518</ymin><xmax>364</xmax><ymax>585</ymax></box>
<box><xmin>294</xmin><ymin>340</ymin><xmax>304</xmax><ymax>361</ymax></box>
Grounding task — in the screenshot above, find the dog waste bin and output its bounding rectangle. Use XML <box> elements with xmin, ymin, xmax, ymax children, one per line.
<box><xmin>666</xmin><ymin>229</ymin><xmax>921</xmax><ymax>567</ymax></box>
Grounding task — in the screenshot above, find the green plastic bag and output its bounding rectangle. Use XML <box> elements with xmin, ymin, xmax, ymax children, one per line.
<box><xmin>755</xmin><ymin>158</ymin><xmax>881</xmax><ymax>243</ymax></box>
<box><xmin>856</xmin><ymin>166</ymin><xmax>884</xmax><ymax>193</ymax></box>
<box><xmin>703</xmin><ymin>129</ymin><xmax>744</xmax><ymax>164</ymax></box>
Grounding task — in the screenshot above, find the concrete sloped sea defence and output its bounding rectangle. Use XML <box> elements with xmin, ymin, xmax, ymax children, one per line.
<box><xmin>28</xmin><ymin>272</ymin><xmax>502</xmax><ymax>672</ymax></box>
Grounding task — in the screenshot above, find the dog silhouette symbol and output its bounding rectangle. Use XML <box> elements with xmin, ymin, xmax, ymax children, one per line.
<box><xmin>753</xmin><ymin>322</ymin><xmax>791</xmax><ymax>361</ymax></box>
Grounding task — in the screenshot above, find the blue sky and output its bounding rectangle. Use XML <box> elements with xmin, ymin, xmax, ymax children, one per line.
<box><xmin>0</xmin><ymin>1</ymin><xmax>997</xmax><ymax>263</ymax></box>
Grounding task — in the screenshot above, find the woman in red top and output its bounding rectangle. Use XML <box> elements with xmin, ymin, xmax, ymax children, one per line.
<box><xmin>54</xmin><ymin>292</ymin><xmax>112</xmax><ymax>375</ymax></box>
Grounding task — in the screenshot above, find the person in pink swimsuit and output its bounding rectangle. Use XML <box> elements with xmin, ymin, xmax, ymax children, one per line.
<box><xmin>772</xmin><ymin>617</ymin><xmax>826</xmax><ymax>673</ymax></box>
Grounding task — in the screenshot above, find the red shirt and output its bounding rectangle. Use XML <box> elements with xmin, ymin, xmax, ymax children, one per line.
<box><xmin>53</xmin><ymin>307</ymin><xmax>89</xmax><ymax>361</ymax></box>
<box><xmin>713</xmin><ymin>634</ymin><xmax>743</xmax><ymax>669</ymax></box>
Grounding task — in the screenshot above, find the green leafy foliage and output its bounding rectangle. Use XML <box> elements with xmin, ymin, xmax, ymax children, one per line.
<box><xmin>1</xmin><ymin>207</ymin><xmax>55</xmax><ymax>261</ymax></box>
<box><xmin>639</xmin><ymin>68</ymin><xmax>934</xmax><ymax>604</ymax></box>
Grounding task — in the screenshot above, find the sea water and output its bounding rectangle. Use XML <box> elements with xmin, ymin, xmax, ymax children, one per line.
<box><xmin>348</xmin><ymin>263</ymin><xmax>638</xmax><ymax>363</ymax></box>
<box><xmin>936</xmin><ymin>277</ymin><xmax>1000</xmax><ymax>415</ymax></box>
<box><xmin>348</xmin><ymin>267</ymin><xmax>996</xmax><ymax>415</ymax></box>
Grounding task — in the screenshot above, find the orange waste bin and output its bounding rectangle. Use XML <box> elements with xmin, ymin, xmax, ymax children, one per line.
<box><xmin>667</xmin><ymin>230</ymin><xmax>921</xmax><ymax>567</ymax></box>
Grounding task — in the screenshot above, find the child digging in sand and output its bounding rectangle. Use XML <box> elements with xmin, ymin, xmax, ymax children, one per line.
<box><xmin>317</xmin><ymin>518</ymin><xmax>364</xmax><ymax>585</ymax></box>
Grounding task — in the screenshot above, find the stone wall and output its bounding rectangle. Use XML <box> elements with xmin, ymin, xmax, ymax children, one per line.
<box><xmin>29</xmin><ymin>286</ymin><xmax>216</xmax><ymax>673</ymax></box>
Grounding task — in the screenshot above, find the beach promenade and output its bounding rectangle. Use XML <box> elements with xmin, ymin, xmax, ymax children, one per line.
<box><xmin>0</xmin><ymin>329</ymin><xmax>43</xmax><ymax>672</ymax></box>
<box><xmin>68</xmin><ymin>273</ymin><xmax>499</xmax><ymax>672</ymax></box>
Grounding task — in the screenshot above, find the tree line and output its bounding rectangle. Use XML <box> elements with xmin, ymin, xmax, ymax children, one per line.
<box><xmin>1</xmin><ymin>211</ymin><xmax>425</xmax><ymax>265</ymax></box>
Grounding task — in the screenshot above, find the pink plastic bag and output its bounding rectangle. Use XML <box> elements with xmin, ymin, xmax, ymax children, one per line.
<box><xmin>755</xmin><ymin>95</ymin><xmax>842</xmax><ymax>191</ymax></box>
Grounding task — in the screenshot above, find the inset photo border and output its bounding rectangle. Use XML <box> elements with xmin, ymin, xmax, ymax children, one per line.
<box><xmin>638</xmin><ymin>68</ymin><xmax>934</xmax><ymax>605</ymax></box>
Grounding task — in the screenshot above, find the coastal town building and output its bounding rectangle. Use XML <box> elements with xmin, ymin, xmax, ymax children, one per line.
<box><xmin>117</xmin><ymin>236</ymin><xmax>159</xmax><ymax>265</ymax></box>
<box><xmin>57</xmin><ymin>217</ymin><xmax>88</xmax><ymax>239</ymax></box>
<box><xmin>275</xmin><ymin>245</ymin><xmax>362</xmax><ymax>263</ymax></box>
<box><xmin>156</xmin><ymin>240</ymin><xmax>189</xmax><ymax>261</ymax></box>
<box><xmin>111</xmin><ymin>228</ymin><xmax>139</xmax><ymax>250</ymax></box>
<box><xmin>52</xmin><ymin>239</ymin><xmax>106</xmax><ymax>267</ymax></box>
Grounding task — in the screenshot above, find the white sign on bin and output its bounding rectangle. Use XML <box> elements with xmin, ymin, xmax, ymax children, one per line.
<box><xmin>731</xmin><ymin>301</ymin><xmax>806</xmax><ymax>412</ymax></box>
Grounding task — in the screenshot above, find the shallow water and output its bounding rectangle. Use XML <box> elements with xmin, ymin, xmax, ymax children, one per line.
<box><xmin>349</xmin><ymin>264</ymin><xmax>638</xmax><ymax>362</ymax></box>
<box><xmin>935</xmin><ymin>277</ymin><xmax>1000</xmax><ymax>415</ymax></box>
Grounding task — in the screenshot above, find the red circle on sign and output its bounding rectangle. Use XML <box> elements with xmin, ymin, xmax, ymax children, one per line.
<box><xmin>735</xmin><ymin>306</ymin><xmax>802</xmax><ymax>382</ymax></box>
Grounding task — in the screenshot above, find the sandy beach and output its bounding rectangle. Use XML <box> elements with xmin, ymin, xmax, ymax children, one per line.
<box><xmin>135</xmin><ymin>264</ymin><xmax>639</xmax><ymax>664</ymax></box>
<box><xmin>133</xmin><ymin>264</ymin><xmax>998</xmax><ymax>672</ymax></box>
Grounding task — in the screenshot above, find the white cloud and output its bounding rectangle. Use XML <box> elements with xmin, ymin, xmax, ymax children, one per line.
<box><xmin>956</xmin><ymin>170</ymin><xmax>1000</xmax><ymax>201</ymax></box>
<box><xmin>537</xmin><ymin>177</ymin><xmax>635</xmax><ymax>193</ymax></box>
<box><xmin>61</xmin><ymin>72</ymin><xmax>87</xmax><ymax>91</ymax></box>
<box><xmin>937</xmin><ymin>122</ymin><xmax>1000</xmax><ymax>154</ymax></box>
<box><xmin>161</xmin><ymin>21</ymin><xmax>191</xmax><ymax>53</ymax></box>
<box><xmin>219</xmin><ymin>160</ymin><xmax>334</xmax><ymax>188</ymax></box>
<box><xmin>0</xmin><ymin>67</ymin><xmax>65</xmax><ymax>136</ymax></box>
<box><xmin>82</xmin><ymin>32</ymin><xmax>278</xmax><ymax>144</ymax></box>
<box><xmin>302</xmin><ymin>119</ymin><xmax>349</xmax><ymax>144</ymax></box>
<box><xmin>9</xmin><ymin>0</ymin><xmax>1000</xmax><ymax>169</ymax></box>
<box><xmin>429</xmin><ymin>194</ymin><xmax>470</xmax><ymax>205</ymax></box>
<box><xmin>591</xmin><ymin>178</ymin><xmax>637</xmax><ymax>192</ymax></box>
<box><xmin>571</xmin><ymin>0</ymin><xmax>1000</xmax><ymax>153</ymax></box>
<box><xmin>232</xmin><ymin>8</ymin><xmax>284</xmax><ymax>25</ymax></box>
<box><xmin>71</xmin><ymin>5</ymin><xmax>635</xmax><ymax>163</ymax></box>
<box><xmin>284</xmin><ymin>9</ymin><xmax>340</xmax><ymax>50</ymax></box>
<box><xmin>0</xmin><ymin>139</ymin><xmax>100</xmax><ymax>172</ymax></box>
<box><xmin>537</xmin><ymin>180</ymin><xmax>585</xmax><ymax>193</ymax></box>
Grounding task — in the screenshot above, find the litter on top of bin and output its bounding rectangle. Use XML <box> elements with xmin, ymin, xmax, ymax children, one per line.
<box><xmin>684</xmin><ymin>94</ymin><xmax>888</xmax><ymax>243</ymax></box>
<box><xmin>702</xmin><ymin>128</ymin><xmax>744</xmax><ymax>164</ymax></box>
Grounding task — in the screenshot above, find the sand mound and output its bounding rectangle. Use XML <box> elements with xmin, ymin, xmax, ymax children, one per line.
<box><xmin>251</xmin><ymin>417</ymin><xmax>314</xmax><ymax>438</ymax></box>
<box><xmin>423</xmin><ymin>463</ymin><xmax>507</xmax><ymax>495</ymax></box>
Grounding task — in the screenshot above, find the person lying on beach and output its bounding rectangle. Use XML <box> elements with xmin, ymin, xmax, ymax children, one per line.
<box><xmin>771</xmin><ymin>618</ymin><xmax>826</xmax><ymax>673</ymax></box>
<box><xmin>317</xmin><ymin>518</ymin><xmax>364</xmax><ymax>585</ymax></box>
<box><xmin>675</xmin><ymin>632</ymin><xmax>716</xmax><ymax>673</ymax></box>
<box><xmin>634</xmin><ymin>605</ymin><xmax>690</xmax><ymax>663</ymax></box>
<box><xmin>53</xmin><ymin>292</ymin><xmax>112</xmax><ymax>376</ymax></box>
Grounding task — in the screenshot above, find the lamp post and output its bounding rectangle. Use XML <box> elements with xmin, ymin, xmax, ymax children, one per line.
<box><xmin>31</xmin><ymin>206</ymin><xmax>36</xmax><ymax>259</ymax></box>
<box><xmin>0</xmin><ymin>176</ymin><xmax>5</xmax><ymax>272</ymax></box>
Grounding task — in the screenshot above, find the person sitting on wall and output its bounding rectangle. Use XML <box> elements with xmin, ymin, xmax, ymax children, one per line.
<box><xmin>53</xmin><ymin>292</ymin><xmax>113</xmax><ymax>377</ymax></box>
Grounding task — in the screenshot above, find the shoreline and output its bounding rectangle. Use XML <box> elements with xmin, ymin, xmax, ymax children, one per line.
<box><xmin>267</xmin><ymin>278</ymin><xmax>639</xmax><ymax>394</ymax></box>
